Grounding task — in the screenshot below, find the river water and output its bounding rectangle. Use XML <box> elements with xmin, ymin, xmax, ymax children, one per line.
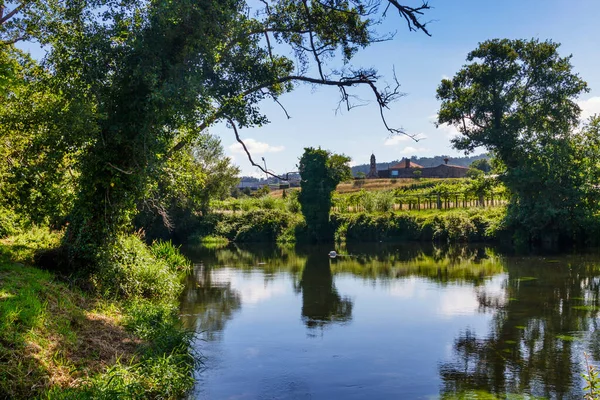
<box><xmin>180</xmin><ymin>244</ymin><xmax>600</xmax><ymax>399</ymax></box>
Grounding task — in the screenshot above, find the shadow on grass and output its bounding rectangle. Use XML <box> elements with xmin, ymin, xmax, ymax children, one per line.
<box><xmin>0</xmin><ymin>260</ymin><xmax>141</xmax><ymax>399</ymax></box>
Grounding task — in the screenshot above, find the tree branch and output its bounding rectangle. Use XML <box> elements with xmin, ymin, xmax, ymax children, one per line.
<box><xmin>168</xmin><ymin>71</ymin><xmax>415</xmax><ymax>156</ymax></box>
<box><xmin>0</xmin><ymin>2</ymin><xmax>28</xmax><ymax>25</ymax></box>
<box><xmin>228</xmin><ymin>118</ymin><xmax>289</xmax><ymax>180</ymax></box>
<box><xmin>1</xmin><ymin>35</ymin><xmax>26</xmax><ymax>45</ymax></box>
<box><xmin>302</xmin><ymin>0</ymin><xmax>325</xmax><ymax>80</ymax></box>
<box><xmin>107</xmin><ymin>162</ymin><xmax>134</xmax><ymax>175</ymax></box>
<box><xmin>386</xmin><ymin>0</ymin><xmax>431</xmax><ymax>36</ymax></box>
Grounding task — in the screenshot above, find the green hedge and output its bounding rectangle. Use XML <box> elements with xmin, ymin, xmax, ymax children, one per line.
<box><xmin>333</xmin><ymin>208</ymin><xmax>506</xmax><ymax>243</ymax></box>
<box><xmin>190</xmin><ymin>208</ymin><xmax>507</xmax><ymax>244</ymax></box>
<box><xmin>192</xmin><ymin>209</ymin><xmax>304</xmax><ymax>243</ymax></box>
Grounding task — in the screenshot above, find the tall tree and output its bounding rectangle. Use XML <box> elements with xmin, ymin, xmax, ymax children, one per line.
<box><xmin>436</xmin><ymin>39</ymin><xmax>597</xmax><ymax>243</ymax></box>
<box><xmin>0</xmin><ymin>47</ymin><xmax>90</xmax><ymax>226</ymax></box>
<box><xmin>470</xmin><ymin>158</ymin><xmax>491</xmax><ymax>173</ymax></box>
<box><xmin>298</xmin><ymin>147</ymin><xmax>351</xmax><ymax>242</ymax></box>
<box><xmin>13</xmin><ymin>0</ymin><xmax>432</xmax><ymax>266</ymax></box>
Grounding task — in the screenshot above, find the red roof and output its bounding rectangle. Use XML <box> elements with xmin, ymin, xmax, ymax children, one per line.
<box><xmin>389</xmin><ymin>158</ymin><xmax>423</xmax><ymax>169</ymax></box>
<box><xmin>442</xmin><ymin>164</ymin><xmax>469</xmax><ymax>169</ymax></box>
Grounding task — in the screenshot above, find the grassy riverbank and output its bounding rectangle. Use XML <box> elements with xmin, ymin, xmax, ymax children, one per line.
<box><xmin>0</xmin><ymin>228</ymin><xmax>195</xmax><ymax>399</ymax></box>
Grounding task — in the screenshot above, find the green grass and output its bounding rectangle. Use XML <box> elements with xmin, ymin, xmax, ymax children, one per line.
<box><xmin>0</xmin><ymin>231</ymin><xmax>196</xmax><ymax>399</ymax></box>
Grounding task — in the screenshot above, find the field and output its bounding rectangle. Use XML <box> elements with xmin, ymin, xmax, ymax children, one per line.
<box><xmin>335</xmin><ymin>178</ymin><xmax>449</xmax><ymax>194</ymax></box>
<box><xmin>269</xmin><ymin>178</ymin><xmax>450</xmax><ymax>198</ymax></box>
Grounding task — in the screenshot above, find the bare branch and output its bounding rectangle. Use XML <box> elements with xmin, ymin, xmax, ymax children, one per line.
<box><xmin>264</xmin><ymin>30</ymin><xmax>274</xmax><ymax>62</ymax></box>
<box><xmin>169</xmin><ymin>70</ymin><xmax>416</xmax><ymax>156</ymax></box>
<box><xmin>386</xmin><ymin>0</ymin><xmax>431</xmax><ymax>36</ymax></box>
<box><xmin>107</xmin><ymin>162</ymin><xmax>134</xmax><ymax>175</ymax></box>
<box><xmin>228</xmin><ymin>118</ymin><xmax>289</xmax><ymax>180</ymax></box>
<box><xmin>302</xmin><ymin>0</ymin><xmax>325</xmax><ymax>80</ymax></box>
<box><xmin>266</xmin><ymin>92</ymin><xmax>292</xmax><ymax>119</ymax></box>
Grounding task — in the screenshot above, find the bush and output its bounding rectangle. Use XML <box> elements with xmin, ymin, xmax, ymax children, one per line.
<box><xmin>332</xmin><ymin>208</ymin><xmax>506</xmax><ymax>244</ymax></box>
<box><xmin>194</xmin><ymin>209</ymin><xmax>305</xmax><ymax>243</ymax></box>
<box><xmin>150</xmin><ymin>240</ymin><xmax>191</xmax><ymax>273</ymax></box>
<box><xmin>333</xmin><ymin>213</ymin><xmax>421</xmax><ymax>242</ymax></box>
<box><xmin>0</xmin><ymin>207</ymin><xmax>21</xmax><ymax>238</ymax></box>
<box><xmin>1</xmin><ymin>226</ymin><xmax>62</xmax><ymax>264</ymax></box>
<box><xmin>374</xmin><ymin>191</ymin><xmax>395</xmax><ymax>213</ymax></box>
<box><xmin>93</xmin><ymin>235</ymin><xmax>185</xmax><ymax>301</ymax></box>
<box><xmin>285</xmin><ymin>190</ymin><xmax>301</xmax><ymax>213</ymax></box>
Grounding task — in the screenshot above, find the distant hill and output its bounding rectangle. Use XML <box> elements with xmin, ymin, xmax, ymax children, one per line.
<box><xmin>351</xmin><ymin>154</ymin><xmax>489</xmax><ymax>177</ymax></box>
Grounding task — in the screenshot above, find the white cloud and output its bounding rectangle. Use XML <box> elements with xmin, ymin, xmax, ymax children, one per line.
<box><xmin>438</xmin><ymin>275</ymin><xmax>507</xmax><ymax>319</ymax></box>
<box><xmin>437</xmin><ymin>287</ymin><xmax>480</xmax><ymax>318</ymax></box>
<box><xmin>388</xmin><ymin>277</ymin><xmax>421</xmax><ymax>299</ymax></box>
<box><xmin>228</xmin><ymin>138</ymin><xmax>284</xmax><ymax>155</ymax></box>
<box><xmin>437</xmin><ymin>123</ymin><xmax>461</xmax><ymax>139</ymax></box>
<box><xmin>212</xmin><ymin>269</ymin><xmax>286</xmax><ymax>305</ymax></box>
<box><xmin>384</xmin><ymin>133</ymin><xmax>427</xmax><ymax>146</ymax></box>
<box><xmin>442</xmin><ymin>74</ymin><xmax>451</xmax><ymax>80</ymax></box>
<box><xmin>578</xmin><ymin>97</ymin><xmax>600</xmax><ymax>120</ymax></box>
<box><xmin>399</xmin><ymin>146</ymin><xmax>430</xmax><ymax>155</ymax></box>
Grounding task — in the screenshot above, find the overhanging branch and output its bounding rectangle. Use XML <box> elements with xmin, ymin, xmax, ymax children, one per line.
<box><xmin>168</xmin><ymin>71</ymin><xmax>416</xmax><ymax>156</ymax></box>
<box><xmin>228</xmin><ymin>118</ymin><xmax>289</xmax><ymax>180</ymax></box>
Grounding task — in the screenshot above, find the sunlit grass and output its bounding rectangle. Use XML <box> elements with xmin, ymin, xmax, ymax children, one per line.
<box><xmin>0</xmin><ymin>232</ymin><xmax>195</xmax><ymax>399</ymax></box>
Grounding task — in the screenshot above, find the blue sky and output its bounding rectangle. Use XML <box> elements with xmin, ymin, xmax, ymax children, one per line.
<box><xmin>219</xmin><ymin>0</ymin><xmax>600</xmax><ymax>176</ymax></box>
<box><xmin>15</xmin><ymin>0</ymin><xmax>600</xmax><ymax>176</ymax></box>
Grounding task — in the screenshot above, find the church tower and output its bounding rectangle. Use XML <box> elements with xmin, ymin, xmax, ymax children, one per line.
<box><xmin>366</xmin><ymin>153</ymin><xmax>378</xmax><ymax>178</ymax></box>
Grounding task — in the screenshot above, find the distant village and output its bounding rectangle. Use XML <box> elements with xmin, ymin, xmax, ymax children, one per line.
<box><xmin>365</xmin><ymin>154</ymin><xmax>469</xmax><ymax>179</ymax></box>
<box><xmin>236</xmin><ymin>153</ymin><xmax>488</xmax><ymax>191</ymax></box>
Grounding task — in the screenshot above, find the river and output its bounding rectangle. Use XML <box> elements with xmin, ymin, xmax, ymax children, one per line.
<box><xmin>180</xmin><ymin>243</ymin><xmax>600</xmax><ymax>399</ymax></box>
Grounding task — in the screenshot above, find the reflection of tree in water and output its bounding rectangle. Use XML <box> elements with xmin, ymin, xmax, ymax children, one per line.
<box><xmin>337</xmin><ymin>243</ymin><xmax>502</xmax><ymax>285</ymax></box>
<box><xmin>179</xmin><ymin>264</ymin><xmax>242</xmax><ymax>340</ymax></box>
<box><xmin>298</xmin><ymin>252</ymin><xmax>353</xmax><ymax>330</ymax></box>
<box><xmin>440</xmin><ymin>257</ymin><xmax>600</xmax><ymax>398</ymax></box>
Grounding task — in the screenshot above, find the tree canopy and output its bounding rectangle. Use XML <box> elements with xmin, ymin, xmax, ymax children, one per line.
<box><xmin>437</xmin><ymin>38</ymin><xmax>600</xmax><ymax>243</ymax></box>
<box><xmin>299</xmin><ymin>147</ymin><xmax>352</xmax><ymax>242</ymax></box>
<box><xmin>0</xmin><ymin>0</ymin><xmax>433</xmax><ymax>264</ymax></box>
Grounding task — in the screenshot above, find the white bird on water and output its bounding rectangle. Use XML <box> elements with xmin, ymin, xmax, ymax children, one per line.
<box><xmin>328</xmin><ymin>251</ymin><xmax>337</xmax><ymax>258</ymax></box>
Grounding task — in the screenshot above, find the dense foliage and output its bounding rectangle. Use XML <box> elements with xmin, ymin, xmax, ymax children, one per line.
<box><xmin>1</xmin><ymin>0</ymin><xmax>433</xmax><ymax>269</ymax></box>
<box><xmin>437</xmin><ymin>39</ymin><xmax>600</xmax><ymax>244</ymax></box>
<box><xmin>298</xmin><ymin>148</ymin><xmax>352</xmax><ymax>242</ymax></box>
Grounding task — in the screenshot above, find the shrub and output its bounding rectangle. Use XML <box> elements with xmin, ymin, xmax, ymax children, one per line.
<box><xmin>150</xmin><ymin>240</ymin><xmax>191</xmax><ymax>273</ymax></box>
<box><xmin>210</xmin><ymin>209</ymin><xmax>303</xmax><ymax>243</ymax></box>
<box><xmin>93</xmin><ymin>235</ymin><xmax>184</xmax><ymax>301</ymax></box>
<box><xmin>374</xmin><ymin>191</ymin><xmax>394</xmax><ymax>213</ymax></box>
<box><xmin>0</xmin><ymin>207</ymin><xmax>21</xmax><ymax>238</ymax></box>
<box><xmin>2</xmin><ymin>226</ymin><xmax>62</xmax><ymax>264</ymax></box>
<box><xmin>260</xmin><ymin>196</ymin><xmax>274</xmax><ymax>209</ymax></box>
<box><xmin>332</xmin><ymin>208</ymin><xmax>506</xmax><ymax>244</ymax></box>
<box><xmin>285</xmin><ymin>190</ymin><xmax>301</xmax><ymax>213</ymax></box>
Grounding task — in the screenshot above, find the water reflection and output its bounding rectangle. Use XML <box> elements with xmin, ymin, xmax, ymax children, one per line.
<box><xmin>297</xmin><ymin>252</ymin><xmax>353</xmax><ymax>330</ymax></box>
<box><xmin>332</xmin><ymin>243</ymin><xmax>502</xmax><ymax>285</ymax></box>
<box><xmin>180</xmin><ymin>263</ymin><xmax>242</xmax><ymax>339</ymax></box>
<box><xmin>180</xmin><ymin>243</ymin><xmax>600</xmax><ymax>399</ymax></box>
<box><xmin>441</xmin><ymin>255</ymin><xmax>600</xmax><ymax>399</ymax></box>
